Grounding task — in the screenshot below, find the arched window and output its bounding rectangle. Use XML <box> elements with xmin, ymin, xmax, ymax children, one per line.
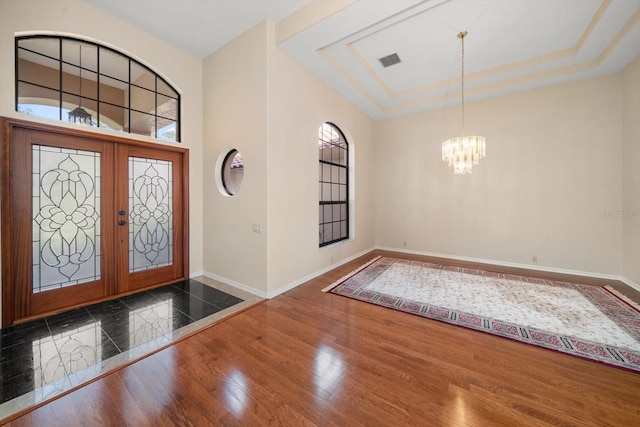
<box><xmin>16</xmin><ymin>35</ymin><xmax>180</xmax><ymax>142</ymax></box>
<box><xmin>318</xmin><ymin>122</ymin><xmax>349</xmax><ymax>247</ymax></box>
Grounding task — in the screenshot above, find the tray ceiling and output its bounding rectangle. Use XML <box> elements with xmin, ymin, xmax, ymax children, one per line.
<box><xmin>87</xmin><ymin>0</ymin><xmax>640</xmax><ymax>120</ymax></box>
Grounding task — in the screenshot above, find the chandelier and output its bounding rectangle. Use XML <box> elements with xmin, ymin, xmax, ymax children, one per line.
<box><xmin>68</xmin><ymin>44</ymin><xmax>93</xmax><ymax>125</ymax></box>
<box><xmin>442</xmin><ymin>31</ymin><xmax>485</xmax><ymax>174</ymax></box>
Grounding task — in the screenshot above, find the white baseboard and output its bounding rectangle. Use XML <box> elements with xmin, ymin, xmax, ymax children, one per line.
<box><xmin>202</xmin><ymin>246</ymin><xmax>376</xmax><ymax>299</ymax></box>
<box><xmin>376</xmin><ymin>246</ymin><xmax>640</xmax><ymax>293</ymax></box>
<box><xmin>201</xmin><ymin>246</ymin><xmax>640</xmax><ymax>298</ymax></box>
<box><xmin>621</xmin><ymin>277</ymin><xmax>640</xmax><ymax>293</ymax></box>
<box><xmin>202</xmin><ymin>272</ymin><xmax>269</xmax><ymax>298</ymax></box>
<box><xmin>265</xmin><ymin>246</ymin><xmax>376</xmax><ymax>298</ymax></box>
<box><xmin>189</xmin><ymin>270</ymin><xmax>204</xmax><ymax>279</ymax></box>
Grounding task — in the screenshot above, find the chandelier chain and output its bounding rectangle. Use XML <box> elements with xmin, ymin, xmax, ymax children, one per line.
<box><xmin>68</xmin><ymin>42</ymin><xmax>93</xmax><ymax>125</ymax></box>
<box><xmin>460</xmin><ymin>31</ymin><xmax>465</xmax><ymax>136</ymax></box>
<box><xmin>79</xmin><ymin>45</ymin><xmax>82</xmax><ymax>107</ymax></box>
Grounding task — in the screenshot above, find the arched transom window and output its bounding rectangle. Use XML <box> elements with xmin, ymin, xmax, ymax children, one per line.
<box><xmin>16</xmin><ymin>35</ymin><xmax>180</xmax><ymax>142</ymax></box>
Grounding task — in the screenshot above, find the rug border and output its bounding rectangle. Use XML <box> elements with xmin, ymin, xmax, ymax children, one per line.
<box><xmin>604</xmin><ymin>285</ymin><xmax>640</xmax><ymax>314</ymax></box>
<box><xmin>321</xmin><ymin>255</ymin><xmax>382</xmax><ymax>293</ymax></box>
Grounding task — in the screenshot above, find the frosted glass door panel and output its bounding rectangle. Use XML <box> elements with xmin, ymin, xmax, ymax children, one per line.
<box><xmin>128</xmin><ymin>157</ymin><xmax>173</xmax><ymax>273</ymax></box>
<box><xmin>32</xmin><ymin>145</ymin><xmax>101</xmax><ymax>293</ymax></box>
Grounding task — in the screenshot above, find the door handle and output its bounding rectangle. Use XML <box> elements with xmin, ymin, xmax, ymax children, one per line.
<box><xmin>118</xmin><ymin>220</ymin><xmax>127</xmax><ymax>226</ymax></box>
<box><xmin>118</xmin><ymin>210</ymin><xmax>126</xmax><ymax>216</ymax></box>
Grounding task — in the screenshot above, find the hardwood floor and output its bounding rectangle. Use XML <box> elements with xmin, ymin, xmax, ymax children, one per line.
<box><xmin>4</xmin><ymin>250</ymin><xmax>640</xmax><ymax>426</ymax></box>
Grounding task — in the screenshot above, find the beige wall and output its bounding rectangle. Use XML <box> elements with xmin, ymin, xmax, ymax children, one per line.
<box><xmin>374</xmin><ymin>73</ymin><xmax>624</xmax><ymax>276</ymax></box>
<box><xmin>265</xmin><ymin>21</ymin><xmax>375</xmax><ymax>293</ymax></box>
<box><xmin>622</xmin><ymin>56</ymin><xmax>640</xmax><ymax>286</ymax></box>
<box><xmin>0</xmin><ymin>0</ymin><xmax>204</xmax><ymax>322</ymax></box>
<box><xmin>202</xmin><ymin>22</ymin><xmax>269</xmax><ymax>292</ymax></box>
<box><xmin>202</xmin><ymin>21</ymin><xmax>376</xmax><ymax>296</ymax></box>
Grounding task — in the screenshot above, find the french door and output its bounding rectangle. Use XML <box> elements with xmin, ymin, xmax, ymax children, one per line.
<box><xmin>2</xmin><ymin>119</ymin><xmax>188</xmax><ymax>327</ymax></box>
<box><xmin>115</xmin><ymin>145</ymin><xmax>185</xmax><ymax>293</ymax></box>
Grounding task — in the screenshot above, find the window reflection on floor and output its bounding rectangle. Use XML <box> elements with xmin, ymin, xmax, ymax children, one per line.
<box><xmin>313</xmin><ymin>344</ymin><xmax>344</xmax><ymax>401</ymax></box>
<box><xmin>129</xmin><ymin>300</ymin><xmax>174</xmax><ymax>348</ymax></box>
<box><xmin>32</xmin><ymin>336</ymin><xmax>66</xmax><ymax>389</ymax></box>
<box><xmin>224</xmin><ymin>369</ymin><xmax>248</xmax><ymax>417</ymax></box>
<box><xmin>33</xmin><ymin>321</ymin><xmax>103</xmax><ymax>389</ymax></box>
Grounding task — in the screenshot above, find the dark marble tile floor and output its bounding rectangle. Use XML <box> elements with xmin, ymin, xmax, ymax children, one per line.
<box><xmin>0</xmin><ymin>279</ymin><xmax>243</xmax><ymax>405</ymax></box>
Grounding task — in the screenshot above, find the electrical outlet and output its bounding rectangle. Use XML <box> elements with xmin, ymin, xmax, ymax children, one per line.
<box><xmin>532</xmin><ymin>255</ymin><xmax>538</xmax><ymax>263</ymax></box>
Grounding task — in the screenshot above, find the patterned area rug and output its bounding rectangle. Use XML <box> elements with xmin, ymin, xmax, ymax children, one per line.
<box><xmin>323</xmin><ymin>256</ymin><xmax>640</xmax><ymax>373</ymax></box>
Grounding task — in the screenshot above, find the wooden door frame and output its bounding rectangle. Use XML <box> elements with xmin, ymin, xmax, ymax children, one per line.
<box><xmin>1</xmin><ymin>118</ymin><xmax>190</xmax><ymax>327</ymax></box>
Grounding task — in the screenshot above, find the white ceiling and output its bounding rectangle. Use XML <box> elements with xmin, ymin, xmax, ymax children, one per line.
<box><xmin>86</xmin><ymin>0</ymin><xmax>310</xmax><ymax>58</ymax></box>
<box><xmin>87</xmin><ymin>0</ymin><xmax>640</xmax><ymax>120</ymax></box>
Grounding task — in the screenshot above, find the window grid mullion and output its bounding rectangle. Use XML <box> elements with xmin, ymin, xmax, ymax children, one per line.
<box><xmin>319</xmin><ymin>123</ymin><xmax>349</xmax><ymax>247</ymax></box>
<box><xmin>58</xmin><ymin>37</ymin><xmax>62</xmax><ymax>121</ymax></box>
<box><xmin>15</xmin><ymin>35</ymin><xmax>181</xmax><ymax>142</ymax></box>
